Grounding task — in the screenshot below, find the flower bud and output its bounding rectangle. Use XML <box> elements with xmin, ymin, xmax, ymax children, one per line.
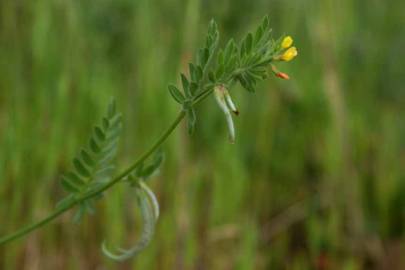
<box><xmin>271</xmin><ymin>65</ymin><xmax>290</xmax><ymax>80</ymax></box>
<box><xmin>281</xmin><ymin>36</ymin><xmax>293</xmax><ymax>49</ymax></box>
<box><xmin>275</xmin><ymin>72</ymin><xmax>290</xmax><ymax>80</ymax></box>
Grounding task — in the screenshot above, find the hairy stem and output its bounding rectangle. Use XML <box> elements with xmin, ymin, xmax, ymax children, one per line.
<box><xmin>0</xmin><ymin>58</ymin><xmax>267</xmax><ymax>245</ymax></box>
<box><xmin>0</xmin><ymin>110</ymin><xmax>186</xmax><ymax>245</ymax></box>
<box><xmin>0</xmin><ymin>15</ymin><xmax>288</xmax><ymax>251</ymax></box>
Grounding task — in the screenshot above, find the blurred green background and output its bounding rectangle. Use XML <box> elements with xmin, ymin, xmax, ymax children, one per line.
<box><xmin>0</xmin><ymin>0</ymin><xmax>404</xmax><ymax>269</ymax></box>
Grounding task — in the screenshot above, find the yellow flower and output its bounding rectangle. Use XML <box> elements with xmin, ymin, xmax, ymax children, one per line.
<box><xmin>281</xmin><ymin>36</ymin><xmax>293</xmax><ymax>49</ymax></box>
<box><xmin>280</xmin><ymin>46</ymin><xmax>298</xmax><ymax>61</ymax></box>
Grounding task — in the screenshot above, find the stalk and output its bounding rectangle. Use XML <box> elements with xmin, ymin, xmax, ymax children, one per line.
<box><xmin>0</xmin><ymin>111</ymin><xmax>186</xmax><ymax>245</ymax></box>
<box><xmin>0</xmin><ymin>16</ymin><xmax>296</xmax><ymax>250</ymax></box>
<box><xmin>0</xmin><ymin>84</ymin><xmax>219</xmax><ymax>246</ymax></box>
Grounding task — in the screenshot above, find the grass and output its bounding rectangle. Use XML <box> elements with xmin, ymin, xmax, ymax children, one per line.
<box><xmin>0</xmin><ymin>0</ymin><xmax>404</xmax><ymax>269</ymax></box>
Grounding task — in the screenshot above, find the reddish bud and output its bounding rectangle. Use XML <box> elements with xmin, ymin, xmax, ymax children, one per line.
<box><xmin>275</xmin><ymin>72</ymin><xmax>290</xmax><ymax>80</ymax></box>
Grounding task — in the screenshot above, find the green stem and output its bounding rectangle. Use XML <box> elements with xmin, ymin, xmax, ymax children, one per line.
<box><xmin>0</xmin><ymin>55</ymin><xmax>262</xmax><ymax>246</ymax></box>
<box><xmin>0</xmin><ymin>110</ymin><xmax>186</xmax><ymax>245</ymax></box>
<box><xmin>0</xmin><ymin>202</ymin><xmax>74</xmax><ymax>245</ymax></box>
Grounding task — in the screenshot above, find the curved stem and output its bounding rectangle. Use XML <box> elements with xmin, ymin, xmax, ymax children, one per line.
<box><xmin>0</xmin><ymin>18</ymin><xmax>280</xmax><ymax>246</ymax></box>
<box><xmin>0</xmin><ymin>202</ymin><xmax>74</xmax><ymax>245</ymax></box>
<box><xmin>0</xmin><ymin>55</ymin><xmax>224</xmax><ymax>246</ymax></box>
<box><xmin>0</xmin><ymin>110</ymin><xmax>186</xmax><ymax>245</ymax></box>
<box><xmin>82</xmin><ymin>110</ymin><xmax>186</xmax><ymax>200</ymax></box>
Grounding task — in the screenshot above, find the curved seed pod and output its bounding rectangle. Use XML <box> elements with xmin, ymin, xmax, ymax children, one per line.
<box><xmin>102</xmin><ymin>186</ymin><xmax>158</xmax><ymax>261</ymax></box>
<box><xmin>225</xmin><ymin>92</ymin><xmax>239</xmax><ymax>116</ymax></box>
<box><xmin>139</xmin><ymin>181</ymin><xmax>160</xmax><ymax>219</ymax></box>
<box><xmin>214</xmin><ymin>85</ymin><xmax>237</xmax><ymax>143</ymax></box>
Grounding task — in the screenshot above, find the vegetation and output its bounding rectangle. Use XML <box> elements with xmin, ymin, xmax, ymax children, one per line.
<box><xmin>0</xmin><ymin>0</ymin><xmax>403</xmax><ymax>269</ymax></box>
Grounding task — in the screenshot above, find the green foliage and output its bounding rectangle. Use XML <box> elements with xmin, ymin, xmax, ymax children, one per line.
<box><xmin>0</xmin><ymin>14</ymin><xmax>301</xmax><ymax>264</ymax></box>
<box><xmin>1</xmin><ymin>1</ymin><xmax>404</xmax><ymax>269</ymax></box>
<box><xmin>56</xmin><ymin>99</ymin><xmax>122</xmax><ymax>222</ymax></box>
<box><xmin>168</xmin><ymin>16</ymin><xmax>284</xmax><ymax>137</ymax></box>
<box><xmin>216</xmin><ymin>16</ymin><xmax>276</xmax><ymax>93</ymax></box>
<box><xmin>130</xmin><ymin>150</ymin><xmax>165</xmax><ymax>182</ymax></box>
<box><xmin>98</xmin><ymin>17</ymin><xmax>292</xmax><ymax>259</ymax></box>
<box><xmin>167</xmin><ymin>19</ymin><xmax>219</xmax><ymax>135</ymax></box>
